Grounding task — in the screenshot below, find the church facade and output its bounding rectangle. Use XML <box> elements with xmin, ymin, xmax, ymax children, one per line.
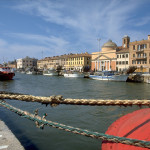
<box><xmin>91</xmin><ymin>36</ymin><xmax>130</xmax><ymax>72</ymax></box>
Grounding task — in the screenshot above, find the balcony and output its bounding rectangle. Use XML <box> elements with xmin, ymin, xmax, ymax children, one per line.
<box><xmin>135</xmin><ymin>56</ymin><xmax>147</xmax><ymax>60</ymax></box>
<box><xmin>136</xmin><ymin>49</ymin><xmax>144</xmax><ymax>53</ymax></box>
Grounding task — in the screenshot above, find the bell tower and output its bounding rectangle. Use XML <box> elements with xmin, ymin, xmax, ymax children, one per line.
<box><xmin>122</xmin><ymin>35</ymin><xmax>130</xmax><ymax>48</ymax></box>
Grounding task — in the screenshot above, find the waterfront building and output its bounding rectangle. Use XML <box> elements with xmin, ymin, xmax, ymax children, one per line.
<box><xmin>16</xmin><ymin>56</ymin><xmax>37</xmax><ymax>69</ymax></box>
<box><xmin>116</xmin><ymin>36</ymin><xmax>130</xmax><ymax>72</ymax></box>
<box><xmin>37</xmin><ymin>52</ymin><xmax>91</xmax><ymax>72</ymax></box>
<box><xmin>116</xmin><ymin>49</ymin><xmax>129</xmax><ymax>72</ymax></box>
<box><xmin>129</xmin><ymin>35</ymin><xmax>150</xmax><ymax>73</ymax></box>
<box><xmin>64</xmin><ymin>52</ymin><xmax>91</xmax><ymax>72</ymax></box>
<box><xmin>37</xmin><ymin>56</ymin><xmax>60</xmax><ymax>69</ymax></box>
<box><xmin>91</xmin><ymin>40</ymin><xmax>117</xmax><ymax>71</ymax></box>
<box><xmin>91</xmin><ymin>36</ymin><xmax>130</xmax><ymax>72</ymax></box>
<box><xmin>8</xmin><ymin>60</ymin><xmax>17</xmax><ymax>69</ymax></box>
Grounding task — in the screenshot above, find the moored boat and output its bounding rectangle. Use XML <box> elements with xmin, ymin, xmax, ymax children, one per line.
<box><xmin>64</xmin><ymin>71</ymin><xmax>84</xmax><ymax>78</ymax></box>
<box><xmin>0</xmin><ymin>67</ymin><xmax>15</xmax><ymax>80</ymax></box>
<box><xmin>89</xmin><ymin>71</ymin><xmax>128</xmax><ymax>82</ymax></box>
<box><xmin>43</xmin><ymin>69</ymin><xmax>58</xmax><ymax>76</ymax></box>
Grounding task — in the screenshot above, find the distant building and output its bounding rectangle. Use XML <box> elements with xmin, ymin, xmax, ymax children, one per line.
<box><xmin>91</xmin><ymin>39</ymin><xmax>117</xmax><ymax>71</ymax></box>
<box><xmin>16</xmin><ymin>56</ymin><xmax>37</xmax><ymax>69</ymax></box>
<box><xmin>116</xmin><ymin>36</ymin><xmax>130</xmax><ymax>72</ymax></box>
<box><xmin>37</xmin><ymin>56</ymin><xmax>60</xmax><ymax>69</ymax></box>
<box><xmin>116</xmin><ymin>49</ymin><xmax>129</xmax><ymax>72</ymax></box>
<box><xmin>8</xmin><ymin>60</ymin><xmax>17</xmax><ymax>69</ymax></box>
<box><xmin>91</xmin><ymin>35</ymin><xmax>130</xmax><ymax>72</ymax></box>
<box><xmin>37</xmin><ymin>52</ymin><xmax>91</xmax><ymax>72</ymax></box>
<box><xmin>64</xmin><ymin>52</ymin><xmax>91</xmax><ymax>72</ymax></box>
<box><xmin>129</xmin><ymin>35</ymin><xmax>150</xmax><ymax>73</ymax></box>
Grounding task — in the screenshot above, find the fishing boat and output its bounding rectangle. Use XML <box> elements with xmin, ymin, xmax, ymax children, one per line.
<box><xmin>0</xmin><ymin>67</ymin><xmax>15</xmax><ymax>80</ymax></box>
<box><xmin>146</xmin><ymin>78</ymin><xmax>150</xmax><ymax>84</ymax></box>
<box><xmin>89</xmin><ymin>71</ymin><xmax>128</xmax><ymax>82</ymax></box>
<box><xmin>43</xmin><ymin>69</ymin><xmax>58</xmax><ymax>76</ymax></box>
<box><xmin>26</xmin><ymin>71</ymin><xmax>33</xmax><ymax>74</ymax></box>
<box><xmin>64</xmin><ymin>71</ymin><xmax>84</xmax><ymax>78</ymax></box>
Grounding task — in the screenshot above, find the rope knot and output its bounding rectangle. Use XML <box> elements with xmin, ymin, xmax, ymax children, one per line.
<box><xmin>50</xmin><ymin>95</ymin><xmax>64</xmax><ymax>107</ymax></box>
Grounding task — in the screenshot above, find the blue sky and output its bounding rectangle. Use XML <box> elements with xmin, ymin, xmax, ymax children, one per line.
<box><xmin>0</xmin><ymin>0</ymin><xmax>150</xmax><ymax>63</ymax></box>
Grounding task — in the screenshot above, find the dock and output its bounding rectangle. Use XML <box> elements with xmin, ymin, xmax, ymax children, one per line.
<box><xmin>0</xmin><ymin>120</ymin><xmax>24</xmax><ymax>150</ymax></box>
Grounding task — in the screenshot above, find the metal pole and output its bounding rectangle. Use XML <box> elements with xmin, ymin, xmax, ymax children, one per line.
<box><xmin>97</xmin><ymin>38</ymin><xmax>101</xmax><ymax>71</ymax></box>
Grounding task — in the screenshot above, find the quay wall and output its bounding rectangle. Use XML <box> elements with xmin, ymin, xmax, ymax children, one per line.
<box><xmin>0</xmin><ymin>120</ymin><xmax>24</xmax><ymax>150</ymax></box>
<box><xmin>127</xmin><ymin>74</ymin><xmax>150</xmax><ymax>83</ymax></box>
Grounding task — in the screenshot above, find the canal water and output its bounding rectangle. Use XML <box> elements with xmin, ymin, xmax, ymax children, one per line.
<box><xmin>0</xmin><ymin>73</ymin><xmax>150</xmax><ymax>150</ymax></box>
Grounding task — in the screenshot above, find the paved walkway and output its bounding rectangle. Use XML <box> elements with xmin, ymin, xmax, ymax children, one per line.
<box><xmin>0</xmin><ymin>120</ymin><xmax>24</xmax><ymax>150</ymax></box>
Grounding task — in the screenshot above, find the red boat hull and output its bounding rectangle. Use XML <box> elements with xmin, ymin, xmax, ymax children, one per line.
<box><xmin>0</xmin><ymin>72</ymin><xmax>15</xmax><ymax>80</ymax></box>
<box><xmin>102</xmin><ymin>108</ymin><xmax>150</xmax><ymax>150</ymax></box>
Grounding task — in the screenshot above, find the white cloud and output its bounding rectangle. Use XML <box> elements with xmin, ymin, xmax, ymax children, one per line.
<box><xmin>0</xmin><ymin>35</ymin><xmax>70</xmax><ymax>63</ymax></box>
<box><xmin>6</xmin><ymin>32</ymin><xmax>69</xmax><ymax>47</ymax></box>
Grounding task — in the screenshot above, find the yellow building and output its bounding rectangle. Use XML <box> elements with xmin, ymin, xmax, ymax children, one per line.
<box><xmin>37</xmin><ymin>52</ymin><xmax>91</xmax><ymax>71</ymax></box>
<box><xmin>64</xmin><ymin>53</ymin><xmax>91</xmax><ymax>71</ymax></box>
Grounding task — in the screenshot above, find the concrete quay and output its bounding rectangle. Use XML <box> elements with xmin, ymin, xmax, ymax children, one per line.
<box><xmin>0</xmin><ymin>120</ymin><xmax>24</xmax><ymax>150</ymax></box>
<box><xmin>127</xmin><ymin>74</ymin><xmax>150</xmax><ymax>83</ymax></box>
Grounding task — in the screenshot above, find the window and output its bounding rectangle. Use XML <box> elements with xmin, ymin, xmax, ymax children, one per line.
<box><xmin>122</xmin><ymin>61</ymin><xmax>125</xmax><ymax>64</ymax></box>
<box><xmin>133</xmin><ymin>54</ymin><xmax>135</xmax><ymax>57</ymax></box>
<box><xmin>137</xmin><ymin>44</ymin><xmax>147</xmax><ymax>50</ymax></box>
<box><xmin>126</xmin><ymin>54</ymin><xmax>128</xmax><ymax>58</ymax></box>
<box><xmin>132</xmin><ymin>60</ymin><xmax>136</xmax><ymax>64</ymax></box>
<box><xmin>116</xmin><ymin>61</ymin><xmax>118</xmax><ymax>65</ymax></box>
<box><xmin>143</xmin><ymin>53</ymin><xmax>147</xmax><ymax>58</ymax></box>
<box><xmin>117</xmin><ymin>55</ymin><xmax>119</xmax><ymax>58</ymax></box>
<box><xmin>126</xmin><ymin>61</ymin><xmax>128</xmax><ymax>64</ymax></box>
<box><xmin>137</xmin><ymin>61</ymin><xmax>141</xmax><ymax>64</ymax></box>
<box><xmin>120</xmin><ymin>55</ymin><xmax>121</xmax><ymax>58</ymax></box>
<box><xmin>143</xmin><ymin>60</ymin><xmax>147</xmax><ymax>64</ymax></box>
<box><xmin>133</xmin><ymin>45</ymin><xmax>135</xmax><ymax>50</ymax></box>
<box><xmin>144</xmin><ymin>44</ymin><xmax>147</xmax><ymax>49</ymax></box>
<box><xmin>122</xmin><ymin>55</ymin><xmax>125</xmax><ymax>58</ymax></box>
<box><xmin>137</xmin><ymin>54</ymin><xmax>141</xmax><ymax>58</ymax></box>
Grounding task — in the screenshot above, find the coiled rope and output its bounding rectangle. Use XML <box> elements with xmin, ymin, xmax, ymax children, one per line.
<box><xmin>0</xmin><ymin>91</ymin><xmax>150</xmax><ymax>107</ymax></box>
<box><xmin>0</xmin><ymin>99</ymin><xmax>150</xmax><ymax>149</ymax></box>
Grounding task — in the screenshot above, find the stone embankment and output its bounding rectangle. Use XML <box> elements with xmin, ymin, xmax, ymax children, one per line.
<box><xmin>127</xmin><ymin>74</ymin><xmax>150</xmax><ymax>83</ymax></box>
<box><xmin>0</xmin><ymin>120</ymin><xmax>24</xmax><ymax>150</ymax></box>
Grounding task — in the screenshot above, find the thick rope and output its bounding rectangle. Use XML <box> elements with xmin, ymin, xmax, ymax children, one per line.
<box><xmin>0</xmin><ymin>99</ymin><xmax>150</xmax><ymax>149</ymax></box>
<box><xmin>0</xmin><ymin>92</ymin><xmax>150</xmax><ymax>106</ymax></box>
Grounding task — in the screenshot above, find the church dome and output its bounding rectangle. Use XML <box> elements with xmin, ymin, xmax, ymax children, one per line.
<box><xmin>102</xmin><ymin>39</ymin><xmax>117</xmax><ymax>48</ymax></box>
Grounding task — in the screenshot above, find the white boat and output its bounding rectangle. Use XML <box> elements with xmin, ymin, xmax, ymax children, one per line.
<box><xmin>89</xmin><ymin>71</ymin><xmax>128</xmax><ymax>82</ymax></box>
<box><xmin>146</xmin><ymin>79</ymin><xmax>150</xmax><ymax>84</ymax></box>
<box><xmin>43</xmin><ymin>69</ymin><xmax>58</xmax><ymax>76</ymax></box>
<box><xmin>64</xmin><ymin>72</ymin><xmax>84</xmax><ymax>78</ymax></box>
<box><xmin>26</xmin><ymin>71</ymin><xmax>33</xmax><ymax>74</ymax></box>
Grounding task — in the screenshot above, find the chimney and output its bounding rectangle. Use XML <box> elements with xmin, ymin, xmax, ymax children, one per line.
<box><xmin>148</xmin><ymin>35</ymin><xmax>150</xmax><ymax>40</ymax></box>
